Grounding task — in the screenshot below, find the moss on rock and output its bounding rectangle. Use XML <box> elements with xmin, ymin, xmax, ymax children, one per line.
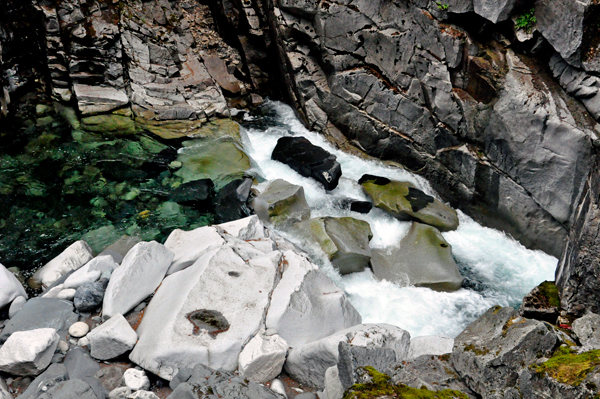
<box><xmin>533</xmin><ymin>346</ymin><xmax>600</xmax><ymax>386</ymax></box>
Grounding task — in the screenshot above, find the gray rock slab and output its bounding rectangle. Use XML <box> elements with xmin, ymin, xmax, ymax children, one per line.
<box><xmin>73</xmin><ymin>84</ymin><xmax>129</xmax><ymax>116</ymax></box>
<box><xmin>18</xmin><ymin>363</ymin><xmax>69</xmax><ymax>399</ymax></box>
<box><xmin>251</xmin><ymin>179</ymin><xmax>311</xmax><ymax>227</ymax></box>
<box><xmin>573</xmin><ymin>313</ymin><xmax>600</xmax><ymax>349</ymax></box>
<box><xmin>163</xmin><ymin>226</ymin><xmax>226</xmax><ymax>275</ymax></box>
<box><xmin>408</xmin><ymin>336</ymin><xmax>454</xmax><ymax>359</ymax></box>
<box><xmin>64</xmin><ymin>348</ymin><xmax>105</xmax><ymax>399</ymax></box>
<box><xmin>63</xmin><ymin>256</ymin><xmax>118</xmax><ymax>290</ymax></box>
<box><xmin>38</xmin><ymin>379</ymin><xmax>98</xmax><ymax>399</ymax></box>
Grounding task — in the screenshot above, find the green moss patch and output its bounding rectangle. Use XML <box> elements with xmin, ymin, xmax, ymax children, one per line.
<box><xmin>533</xmin><ymin>347</ymin><xmax>600</xmax><ymax>386</ymax></box>
<box><xmin>538</xmin><ymin>281</ymin><xmax>560</xmax><ymax>308</ymax></box>
<box><xmin>343</xmin><ymin>367</ymin><xmax>469</xmax><ymax>399</ymax></box>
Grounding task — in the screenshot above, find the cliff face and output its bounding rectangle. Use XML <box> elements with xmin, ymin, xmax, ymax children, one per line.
<box><xmin>1</xmin><ymin>0</ymin><xmax>600</xmax><ymax>309</ymax></box>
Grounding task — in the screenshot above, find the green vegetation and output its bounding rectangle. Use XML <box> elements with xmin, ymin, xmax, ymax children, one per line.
<box><xmin>515</xmin><ymin>8</ymin><xmax>537</xmax><ymax>33</ymax></box>
<box><xmin>343</xmin><ymin>367</ymin><xmax>469</xmax><ymax>399</ymax></box>
<box><xmin>538</xmin><ymin>281</ymin><xmax>560</xmax><ymax>308</ymax></box>
<box><xmin>435</xmin><ymin>1</ymin><xmax>449</xmax><ymax>11</ymax></box>
<box><xmin>533</xmin><ymin>346</ymin><xmax>600</xmax><ymax>386</ymax></box>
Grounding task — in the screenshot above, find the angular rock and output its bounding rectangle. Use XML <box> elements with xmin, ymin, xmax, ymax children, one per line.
<box><xmin>0</xmin><ymin>328</ymin><xmax>59</xmax><ymax>376</ymax></box>
<box><xmin>372</xmin><ymin>222</ymin><xmax>463</xmax><ymax>291</ymax></box>
<box><xmin>269</xmin><ymin>379</ymin><xmax>286</xmax><ymax>398</ymax></box>
<box><xmin>31</xmin><ymin>241</ymin><xmax>94</xmax><ymax>289</ymax></box>
<box><xmin>88</xmin><ymin>314</ymin><xmax>138</xmax><ymax>360</ymax></box>
<box><xmin>284</xmin><ymin>324</ymin><xmax>410</xmax><ymax>389</ymax></box>
<box><xmin>63</xmin><ymin>347</ymin><xmax>105</xmax><ymax>399</ymax></box>
<box><xmin>74</xmin><ymin>282</ymin><xmax>105</xmax><ymax>313</ymax></box>
<box><xmin>251</xmin><ymin>179</ymin><xmax>311</xmax><ymax>227</ymax></box>
<box><xmin>163</xmin><ymin>226</ymin><xmax>226</xmax><ymax>275</ymax></box>
<box><xmin>95</xmin><ymin>366</ymin><xmax>126</xmax><ymax>393</ymax></box>
<box><xmin>128</xmin><ymin>391</ymin><xmax>158</xmax><ymax>399</ymax></box>
<box><xmin>271</xmin><ymin>136</ymin><xmax>342</xmax><ymax>190</ymax></box>
<box><xmin>102</xmin><ymin>241</ymin><xmax>174</xmax><ymax>320</ymax></box>
<box><xmin>217</xmin><ymin>215</ymin><xmax>266</xmax><ymax>241</ymax></box>
<box><xmin>407</xmin><ymin>336</ymin><xmax>454</xmax><ymax>359</ymax></box>
<box><xmin>63</xmin><ymin>256</ymin><xmax>119</xmax><ymax>290</ymax></box>
<box><xmin>18</xmin><ymin>364</ymin><xmax>69</xmax><ymax>399</ymax></box>
<box><xmin>519</xmin><ymin>281</ymin><xmax>560</xmax><ymax>324</ymax></box>
<box><xmin>123</xmin><ymin>369</ymin><xmax>150</xmax><ymax>391</ymax></box>
<box><xmin>451</xmin><ymin>306</ymin><xmax>562</xmax><ymax>397</ymax></box>
<box><xmin>0</xmin><ymin>379</ymin><xmax>9</xmax><ymax>399</ymax></box>
<box><xmin>332</xmin><ymin>198</ymin><xmax>372</xmax><ymax>214</ymax></box>
<box><xmin>337</xmin><ymin>342</ymin><xmax>397</xmax><ymax>389</ymax></box>
<box><xmin>0</xmin><ymin>298</ymin><xmax>78</xmax><ymax>343</ymax></box>
<box><xmin>307</xmin><ymin>216</ymin><xmax>372</xmax><ymax>274</ymax></box>
<box><xmin>73</xmin><ymin>84</ymin><xmax>129</xmax><ymax>116</ymax></box>
<box><xmin>168</xmin><ymin>179</ymin><xmax>214</xmax><ymax>206</ymax></box>
<box><xmin>473</xmin><ymin>0</ymin><xmax>517</xmax><ymax>23</ymax></box>
<box><xmin>238</xmin><ymin>330</ymin><xmax>288</xmax><ymax>383</ymax></box>
<box><xmin>168</xmin><ymin>363</ymin><xmax>280</xmax><ymax>399</ymax></box>
<box><xmin>359</xmin><ymin>175</ymin><xmax>459</xmax><ymax>232</ymax></box>
<box><xmin>0</xmin><ymin>263</ymin><xmax>27</xmax><ymax>309</ymax></box>
<box><xmin>573</xmin><ymin>313</ymin><xmax>600</xmax><ymax>350</ymax></box>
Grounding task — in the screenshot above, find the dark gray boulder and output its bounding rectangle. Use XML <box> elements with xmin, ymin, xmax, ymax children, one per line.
<box><xmin>519</xmin><ymin>281</ymin><xmax>561</xmax><ymax>324</ymax></box>
<box><xmin>271</xmin><ymin>136</ymin><xmax>342</xmax><ymax>190</ymax></box>
<box><xmin>212</xmin><ymin>178</ymin><xmax>253</xmax><ymax>223</ymax></box>
<box><xmin>64</xmin><ymin>348</ymin><xmax>105</xmax><ymax>399</ymax></box>
<box><xmin>74</xmin><ymin>282</ymin><xmax>105</xmax><ymax>313</ymax></box>
<box><xmin>18</xmin><ymin>364</ymin><xmax>69</xmax><ymax>399</ymax></box>
<box><xmin>169</xmin><ymin>179</ymin><xmax>215</xmax><ymax>208</ymax></box>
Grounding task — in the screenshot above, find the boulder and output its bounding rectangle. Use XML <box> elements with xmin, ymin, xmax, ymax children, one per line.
<box><xmin>73</xmin><ymin>84</ymin><xmax>129</xmax><ymax>115</ymax></box>
<box><xmin>271</xmin><ymin>136</ymin><xmax>342</xmax><ymax>190</ymax></box>
<box><xmin>371</xmin><ymin>222</ymin><xmax>463</xmax><ymax>292</ymax></box>
<box><xmin>573</xmin><ymin>313</ymin><xmax>600</xmax><ymax>350</ymax></box>
<box><xmin>75</xmin><ymin>282</ymin><xmax>106</xmax><ymax>313</ymax></box>
<box><xmin>163</xmin><ymin>226</ymin><xmax>226</xmax><ymax>275</ymax></box>
<box><xmin>331</xmin><ymin>198</ymin><xmax>372</xmax><ymax>214</ymax></box>
<box><xmin>87</xmin><ymin>314</ymin><xmax>138</xmax><ymax>360</ymax></box>
<box><xmin>212</xmin><ymin>178</ymin><xmax>253</xmax><ymax>224</ymax></box>
<box><xmin>519</xmin><ymin>281</ymin><xmax>560</xmax><ymax>324</ymax></box>
<box><xmin>0</xmin><ymin>263</ymin><xmax>27</xmax><ymax>309</ymax></box>
<box><xmin>251</xmin><ymin>179</ymin><xmax>311</xmax><ymax>227</ymax></box>
<box><xmin>0</xmin><ymin>298</ymin><xmax>78</xmax><ymax>343</ymax></box>
<box><xmin>31</xmin><ymin>241</ymin><xmax>94</xmax><ymax>289</ymax></box>
<box><xmin>168</xmin><ymin>363</ymin><xmax>281</xmax><ymax>399</ymax></box>
<box><xmin>473</xmin><ymin>0</ymin><xmax>517</xmax><ymax>23</ymax></box>
<box><xmin>217</xmin><ymin>215</ymin><xmax>266</xmax><ymax>241</ymax></box>
<box><xmin>123</xmin><ymin>369</ymin><xmax>150</xmax><ymax>391</ymax></box>
<box><xmin>238</xmin><ymin>330</ymin><xmax>288</xmax><ymax>383</ymax></box>
<box><xmin>407</xmin><ymin>336</ymin><xmax>454</xmax><ymax>359</ymax></box>
<box><xmin>270</xmin><ymin>379</ymin><xmax>286</xmax><ymax>398</ymax></box>
<box><xmin>18</xmin><ymin>364</ymin><xmax>69</xmax><ymax>399</ymax></box>
<box><xmin>450</xmin><ymin>306</ymin><xmax>562</xmax><ymax>397</ymax></box>
<box><xmin>63</xmin><ymin>347</ymin><xmax>105</xmax><ymax>399</ymax></box>
<box><xmin>337</xmin><ymin>342</ymin><xmax>398</xmax><ymax>389</ymax></box>
<box><xmin>63</xmin><ymin>256</ymin><xmax>118</xmax><ymax>290</ymax></box>
<box><xmin>284</xmin><ymin>324</ymin><xmax>410</xmax><ymax>389</ymax></box>
<box><xmin>323</xmin><ymin>366</ymin><xmax>344</xmax><ymax>399</ymax></box>
<box><xmin>359</xmin><ymin>175</ymin><xmax>458</xmax><ymax>232</ymax></box>
<box><xmin>102</xmin><ymin>241</ymin><xmax>174</xmax><ymax>320</ymax></box>
<box><xmin>0</xmin><ymin>328</ymin><xmax>60</xmax><ymax>376</ymax></box>
<box><xmin>168</xmin><ymin>179</ymin><xmax>214</xmax><ymax>207</ymax></box>
<box><xmin>307</xmin><ymin>217</ymin><xmax>372</xmax><ymax>275</ymax></box>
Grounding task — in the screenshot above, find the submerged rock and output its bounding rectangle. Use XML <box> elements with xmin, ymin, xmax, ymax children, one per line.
<box><xmin>307</xmin><ymin>216</ymin><xmax>372</xmax><ymax>274</ymax></box>
<box><xmin>251</xmin><ymin>179</ymin><xmax>311</xmax><ymax>227</ymax></box>
<box><xmin>271</xmin><ymin>136</ymin><xmax>342</xmax><ymax>190</ymax></box>
<box><xmin>359</xmin><ymin>175</ymin><xmax>459</xmax><ymax>232</ymax></box>
<box><xmin>371</xmin><ymin>222</ymin><xmax>463</xmax><ymax>291</ymax></box>
<box><xmin>168</xmin><ymin>179</ymin><xmax>215</xmax><ymax>207</ymax></box>
<box><xmin>212</xmin><ymin>178</ymin><xmax>253</xmax><ymax>223</ymax></box>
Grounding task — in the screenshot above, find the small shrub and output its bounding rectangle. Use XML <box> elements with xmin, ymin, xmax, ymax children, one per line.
<box><xmin>515</xmin><ymin>8</ymin><xmax>537</xmax><ymax>33</ymax></box>
<box><xmin>436</xmin><ymin>1</ymin><xmax>449</xmax><ymax>11</ymax></box>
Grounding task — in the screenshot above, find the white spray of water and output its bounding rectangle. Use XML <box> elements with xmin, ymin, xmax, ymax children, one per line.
<box><xmin>241</xmin><ymin>101</ymin><xmax>557</xmax><ymax>338</ymax></box>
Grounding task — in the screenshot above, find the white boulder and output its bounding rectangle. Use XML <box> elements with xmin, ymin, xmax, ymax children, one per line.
<box><xmin>0</xmin><ymin>328</ymin><xmax>60</xmax><ymax>376</ymax></box>
<box><xmin>42</xmin><ymin>284</ymin><xmax>64</xmax><ymax>298</ymax></box>
<box><xmin>238</xmin><ymin>330</ymin><xmax>288</xmax><ymax>383</ymax></box>
<box><xmin>88</xmin><ymin>314</ymin><xmax>138</xmax><ymax>360</ymax></box>
<box><xmin>31</xmin><ymin>241</ymin><xmax>94</xmax><ymax>288</ymax></box>
<box><xmin>102</xmin><ymin>241</ymin><xmax>174</xmax><ymax>320</ymax></box>
<box><xmin>57</xmin><ymin>289</ymin><xmax>77</xmax><ymax>301</ymax></box>
<box><xmin>63</xmin><ymin>255</ymin><xmax>118</xmax><ymax>289</ymax></box>
<box><xmin>69</xmin><ymin>322</ymin><xmax>90</xmax><ymax>338</ymax></box>
<box><xmin>123</xmin><ymin>368</ymin><xmax>150</xmax><ymax>391</ymax></box>
<box><xmin>0</xmin><ymin>263</ymin><xmax>27</xmax><ymax>309</ymax></box>
<box><xmin>163</xmin><ymin>226</ymin><xmax>225</xmax><ymax>275</ymax></box>
<box><xmin>408</xmin><ymin>336</ymin><xmax>454</xmax><ymax>359</ymax></box>
<box><xmin>284</xmin><ymin>323</ymin><xmax>410</xmax><ymax>389</ymax></box>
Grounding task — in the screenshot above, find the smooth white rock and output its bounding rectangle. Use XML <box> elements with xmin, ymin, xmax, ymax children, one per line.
<box><xmin>69</xmin><ymin>322</ymin><xmax>90</xmax><ymax>338</ymax></box>
<box><xmin>238</xmin><ymin>330</ymin><xmax>288</xmax><ymax>383</ymax></box>
<box><xmin>129</xmin><ymin>245</ymin><xmax>281</xmax><ymax>380</ymax></box>
<box><xmin>57</xmin><ymin>289</ymin><xmax>77</xmax><ymax>301</ymax></box>
<box><xmin>63</xmin><ymin>255</ymin><xmax>118</xmax><ymax>289</ymax></box>
<box><xmin>0</xmin><ymin>263</ymin><xmax>27</xmax><ymax>309</ymax></box>
<box><xmin>78</xmin><ymin>337</ymin><xmax>90</xmax><ymax>347</ymax></box>
<box><xmin>108</xmin><ymin>387</ymin><xmax>132</xmax><ymax>399</ymax></box>
<box><xmin>88</xmin><ymin>314</ymin><xmax>138</xmax><ymax>360</ymax></box>
<box><xmin>102</xmin><ymin>241</ymin><xmax>174</xmax><ymax>320</ymax></box>
<box><xmin>218</xmin><ymin>215</ymin><xmax>266</xmax><ymax>240</ymax></box>
<box><xmin>32</xmin><ymin>241</ymin><xmax>94</xmax><ymax>288</ymax></box>
<box><xmin>9</xmin><ymin>296</ymin><xmax>27</xmax><ymax>318</ymax></box>
<box><xmin>42</xmin><ymin>284</ymin><xmax>64</xmax><ymax>298</ymax></box>
<box><xmin>408</xmin><ymin>336</ymin><xmax>454</xmax><ymax>359</ymax></box>
<box><xmin>58</xmin><ymin>340</ymin><xmax>69</xmax><ymax>354</ymax></box>
<box><xmin>265</xmin><ymin>250</ymin><xmax>362</xmax><ymax>347</ymax></box>
<box><xmin>128</xmin><ymin>391</ymin><xmax>159</xmax><ymax>399</ymax></box>
<box><xmin>163</xmin><ymin>226</ymin><xmax>225</xmax><ymax>275</ymax></box>
<box><xmin>270</xmin><ymin>379</ymin><xmax>287</xmax><ymax>398</ymax></box>
<box><xmin>323</xmin><ymin>366</ymin><xmax>344</xmax><ymax>399</ymax></box>
<box><xmin>284</xmin><ymin>323</ymin><xmax>411</xmax><ymax>389</ymax></box>
<box><xmin>0</xmin><ymin>328</ymin><xmax>60</xmax><ymax>376</ymax></box>
<box><xmin>123</xmin><ymin>369</ymin><xmax>150</xmax><ymax>391</ymax></box>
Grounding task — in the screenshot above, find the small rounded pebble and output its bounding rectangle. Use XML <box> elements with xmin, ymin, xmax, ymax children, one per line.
<box><xmin>69</xmin><ymin>321</ymin><xmax>90</xmax><ymax>338</ymax></box>
<box><xmin>57</xmin><ymin>340</ymin><xmax>69</xmax><ymax>354</ymax></box>
<box><xmin>78</xmin><ymin>337</ymin><xmax>90</xmax><ymax>347</ymax></box>
<box><xmin>123</xmin><ymin>368</ymin><xmax>150</xmax><ymax>391</ymax></box>
<box><xmin>57</xmin><ymin>288</ymin><xmax>77</xmax><ymax>301</ymax></box>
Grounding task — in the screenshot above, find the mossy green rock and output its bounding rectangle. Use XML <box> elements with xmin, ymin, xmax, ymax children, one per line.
<box><xmin>359</xmin><ymin>175</ymin><xmax>459</xmax><ymax>232</ymax></box>
<box><xmin>174</xmin><ymin>137</ymin><xmax>250</xmax><ymax>190</ymax></box>
<box><xmin>371</xmin><ymin>222</ymin><xmax>462</xmax><ymax>291</ymax></box>
<box><xmin>251</xmin><ymin>179</ymin><xmax>311</xmax><ymax>227</ymax></box>
<box><xmin>309</xmin><ymin>217</ymin><xmax>372</xmax><ymax>274</ymax></box>
<box><xmin>81</xmin><ymin>114</ymin><xmax>137</xmax><ymax>135</ymax></box>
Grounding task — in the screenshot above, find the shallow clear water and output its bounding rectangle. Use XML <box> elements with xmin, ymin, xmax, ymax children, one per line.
<box><xmin>241</xmin><ymin>101</ymin><xmax>557</xmax><ymax>338</ymax></box>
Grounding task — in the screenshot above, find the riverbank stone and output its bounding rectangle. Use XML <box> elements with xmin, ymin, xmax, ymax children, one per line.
<box><xmin>251</xmin><ymin>179</ymin><xmax>311</xmax><ymax>227</ymax></box>
<box><xmin>123</xmin><ymin>369</ymin><xmax>150</xmax><ymax>391</ymax></box>
<box><xmin>75</xmin><ymin>282</ymin><xmax>105</xmax><ymax>313</ymax></box>
<box><xmin>0</xmin><ymin>263</ymin><xmax>27</xmax><ymax>309</ymax></box>
<box><xmin>88</xmin><ymin>314</ymin><xmax>138</xmax><ymax>360</ymax></box>
<box><xmin>272</xmin><ymin>136</ymin><xmax>342</xmax><ymax>190</ymax></box>
<box><xmin>407</xmin><ymin>336</ymin><xmax>454</xmax><ymax>359</ymax></box>
<box><xmin>238</xmin><ymin>330</ymin><xmax>288</xmax><ymax>383</ymax></box>
<box><xmin>371</xmin><ymin>222</ymin><xmax>463</xmax><ymax>292</ymax></box>
<box><xmin>359</xmin><ymin>175</ymin><xmax>459</xmax><ymax>231</ymax></box>
<box><xmin>63</xmin><ymin>256</ymin><xmax>118</xmax><ymax>290</ymax></box>
<box><xmin>0</xmin><ymin>328</ymin><xmax>60</xmax><ymax>376</ymax></box>
<box><xmin>31</xmin><ymin>241</ymin><xmax>94</xmax><ymax>289</ymax></box>
<box><xmin>573</xmin><ymin>313</ymin><xmax>600</xmax><ymax>350</ymax></box>
<box><xmin>69</xmin><ymin>322</ymin><xmax>90</xmax><ymax>338</ymax></box>
<box><xmin>163</xmin><ymin>225</ymin><xmax>226</xmax><ymax>275</ymax></box>
<box><xmin>519</xmin><ymin>281</ymin><xmax>560</xmax><ymax>324</ymax></box>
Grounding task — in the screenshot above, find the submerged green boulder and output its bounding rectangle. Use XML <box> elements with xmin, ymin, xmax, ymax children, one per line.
<box><xmin>174</xmin><ymin>137</ymin><xmax>250</xmax><ymax>190</ymax></box>
<box><xmin>309</xmin><ymin>217</ymin><xmax>372</xmax><ymax>274</ymax></box>
<box><xmin>371</xmin><ymin>222</ymin><xmax>463</xmax><ymax>292</ymax></box>
<box><xmin>359</xmin><ymin>175</ymin><xmax>459</xmax><ymax>232</ymax></box>
<box><xmin>81</xmin><ymin>114</ymin><xmax>137</xmax><ymax>135</ymax></box>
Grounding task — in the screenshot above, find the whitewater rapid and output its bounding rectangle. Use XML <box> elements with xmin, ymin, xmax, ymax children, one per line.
<box><xmin>239</xmin><ymin>101</ymin><xmax>557</xmax><ymax>338</ymax></box>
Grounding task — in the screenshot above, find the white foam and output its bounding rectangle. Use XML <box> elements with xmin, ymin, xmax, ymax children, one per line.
<box><xmin>241</xmin><ymin>101</ymin><xmax>558</xmax><ymax>338</ymax></box>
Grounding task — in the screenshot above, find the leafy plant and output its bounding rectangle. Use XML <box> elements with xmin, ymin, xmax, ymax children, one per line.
<box><xmin>436</xmin><ymin>1</ymin><xmax>449</xmax><ymax>11</ymax></box>
<box><xmin>515</xmin><ymin>8</ymin><xmax>537</xmax><ymax>33</ymax></box>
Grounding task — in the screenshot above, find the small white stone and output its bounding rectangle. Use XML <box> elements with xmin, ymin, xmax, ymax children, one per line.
<box><xmin>42</xmin><ymin>284</ymin><xmax>64</xmax><ymax>298</ymax></box>
<box><xmin>57</xmin><ymin>340</ymin><xmax>69</xmax><ymax>354</ymax></box>
<box><xmin>78</xmin><ymin>337</ymin><xmax>90</xmax><ymax>347</ymax></box>
<box><xmin>69</xmin><ymin>322</ymin><xmax>90</xmax><ymax>338</ymax></box>
<box><xmin>128</xmin><ymin>390</ymin><xmax>159</xmax><ymax>399</ymax></box>
<box><xmin>9</xmin><ymin>296</ymin><xmax>27</xmax><ymax>318</ymax></box>
<box><xmin>270</xmin><ymin>379</ymin><xmax>287</xmax><ymax>398</ymax></box>
<box><xmin>123</xmin><ymin>368</ymin><xmax>150</xmax><ymax>391</ymax></box>
<box><xmin>57</xmin><ymin>288</ymin><xmax>77</xmax><ymax>300</ymax></box>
